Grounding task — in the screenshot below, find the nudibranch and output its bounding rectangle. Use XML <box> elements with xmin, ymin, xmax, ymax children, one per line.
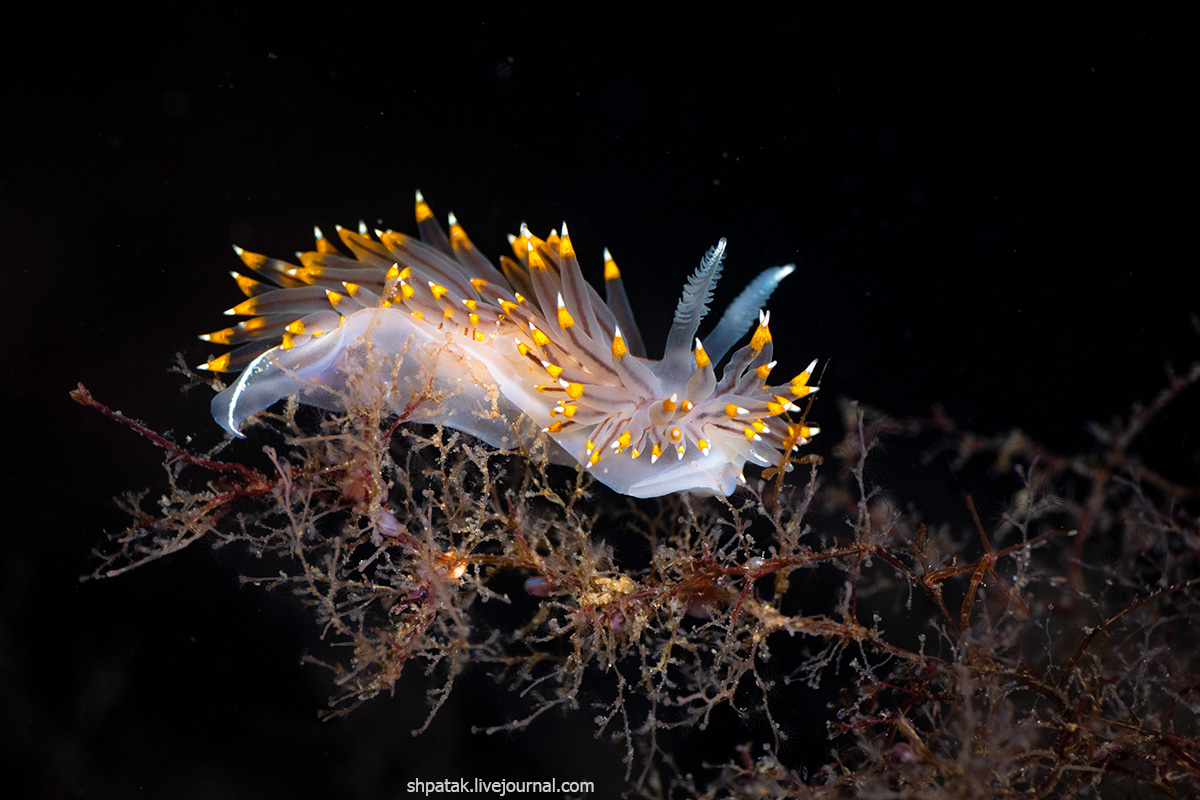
<box><xmin>198</xmin><ymin>192</ymin><xmax>819</xmax><ymax>498</ymax></box>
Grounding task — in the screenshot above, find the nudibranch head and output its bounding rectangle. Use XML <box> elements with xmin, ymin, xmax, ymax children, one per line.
<box><xmin>198</xmin><ymin>191</ymin><xmax>819</xmax><ymax>497</ymax></box>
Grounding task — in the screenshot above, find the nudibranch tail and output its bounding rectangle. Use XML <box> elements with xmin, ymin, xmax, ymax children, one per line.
<box><xmin>198</xmin><ymin>191</ymin><xmax>820</xmax><ymax>497</ymax></box>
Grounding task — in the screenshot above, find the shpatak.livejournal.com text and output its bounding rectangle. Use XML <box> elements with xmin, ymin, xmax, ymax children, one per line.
<box><xmin>407</xmin><ymin>778</ymin><xmax>595</xmax><ymax>796</ymax></box>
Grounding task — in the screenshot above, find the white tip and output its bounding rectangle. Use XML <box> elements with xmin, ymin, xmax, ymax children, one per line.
<box><xmin>560</xmin><ymin>221</ymin><xmax>569</xmax><ymax>237</ymax></box>
<box><xmin>196</xmin><ymin>363</ymin><xmax>211</xmax><ymax>371</ymax></box>
<box><xmin>694</xmin><ymin>337</ymin><xmax>703</xmax><ymax>350</ymax></box>
<box><xmin>556</xmin><ymin>292</ymin><xmax>566</xmax><ymax>309</ymax></box>
<box><xmin>506</xmin><ymin>233</ymin><xmax>517</xmax><ymax>244</ymax></box>
<box><xmin>415</xmin><ymin>189</ymin><xmax>425</xmax><ymax>202</ymax></box>
<box><xmin>805</xmin><ymin>358</ymin><xmax>818</xmax><ymax>373</ymax></box>
<box><xmin>197</xmin><ymin>334</ymin><xmax>212</xmax><ymax>342</ymax></box>
<box><xmin>520</xmin><ymin>222</ymin><xmax>533</xmax><ymax>239</ymax></box>
<box><xmin>313</xmin><ymin>226</ymin><xmax>324</xmax><ymax>240</ymax></box>
<box><xmin>603</xmin><ymin>247</ymin><xmax>613</xmax><ymax>262</ymax></box>
<box><xmin>778</xmin><ymin>263</ymin><xmax>796</xmax><ymax>278</ymax></box>
<box><xmin>759</xmin><ymin>309</ymin><xmax>771</xmax><ymax>326</ymax></box>
<box><xmin>231</xmin><ymin>244</ymin><xmax>244</xmax><ymax>255</ymax></box>
<box><xmin>358</xmin><ymin>221</ymin><xmax>368</xmax><ymax>235</ymax></box>
<box><xmin>448</xmin><ymin>211</ymin><xmax>459</xmax><ymax>226</ymax></box>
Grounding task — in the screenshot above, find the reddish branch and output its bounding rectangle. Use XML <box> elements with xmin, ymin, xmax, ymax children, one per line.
<box><xmin>71</xmin><ymin>383</ymin><xmax>264</xmax><ymax>483</ymax></box>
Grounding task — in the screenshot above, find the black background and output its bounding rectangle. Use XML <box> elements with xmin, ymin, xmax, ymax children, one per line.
<box><xmin>5</xmin><ymin>3</ymin><xmax>1195</xmax><ymax>797</ymax></box>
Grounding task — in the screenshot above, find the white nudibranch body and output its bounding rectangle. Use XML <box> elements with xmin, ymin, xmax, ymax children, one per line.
<box><xmin>198</xmin><ymin>192</ymin><xmax>819</xmax><ymax>497</ymax></box>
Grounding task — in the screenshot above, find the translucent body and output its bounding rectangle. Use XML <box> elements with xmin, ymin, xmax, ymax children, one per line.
<box><xmin>202</xmin><ymin>199</ymin><xmax>817</xmax><ymax>497</ymax></box>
